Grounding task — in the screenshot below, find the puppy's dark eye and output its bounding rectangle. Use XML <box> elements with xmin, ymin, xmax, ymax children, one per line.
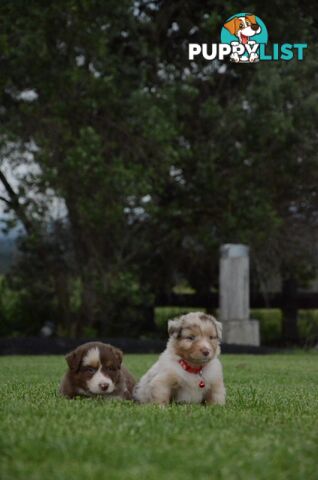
<box><xmin>239</xmin><ymin>23</ymin><xmax>243</xmax><ymax>28</ymax></box>
<box><xmin>87</xmin><ymin>367</ymin><xmax>97</xmax><ymax>373</ymax></box>
<box><xmin>209</xmin><ymin>336</ymin><xmax>217</xmax><ymax>340</ymax></box>
<box><xmin>107</xmin><ymin>367</ymin><xmax>116</xmax><ymax>372</ymax></box>
<box><xmin>185</xmin><ymin>336</ymin><xmax>195</xmax><ymax>341</ymax></box>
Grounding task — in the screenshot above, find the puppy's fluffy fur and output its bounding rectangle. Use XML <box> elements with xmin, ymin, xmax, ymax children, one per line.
<box><xmin>134</xmin><ymin>312</ymin><xmax>226</xmax><ymax>405</ymax></box>
<box><xmin>60</xmin><ymin>341</ymin><xmax>135</xmax><ymax>400</ymax></box>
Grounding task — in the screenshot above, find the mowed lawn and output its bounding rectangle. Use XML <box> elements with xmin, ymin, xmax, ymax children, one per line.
<box><xmin>0</xmin><ymin>353</ymin><xmax>317</xmax><ymax>480</ymax></box>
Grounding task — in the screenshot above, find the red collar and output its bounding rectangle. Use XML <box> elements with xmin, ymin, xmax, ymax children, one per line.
<box><xmin>179</xmin><ymin>358</ymin><xmax>203</xmax><ymax>374</ymax></box>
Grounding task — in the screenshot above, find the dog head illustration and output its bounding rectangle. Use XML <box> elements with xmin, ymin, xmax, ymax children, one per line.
<box><xmin>224</xmin><ymin>14</ymin><xmax>261</xmax><ymax>44</ymax></box>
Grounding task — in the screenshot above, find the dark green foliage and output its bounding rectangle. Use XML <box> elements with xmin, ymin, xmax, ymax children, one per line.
<box><xmin>0</xmin><ymin>1</ymin><xmax>317</xmax><ymax>337</ymax></box>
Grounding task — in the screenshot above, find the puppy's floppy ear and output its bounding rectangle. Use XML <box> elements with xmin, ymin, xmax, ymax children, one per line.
<box><xmin>200</xmin><ymin>314</ymin><xmax>222</xmax><ymax>341</ymax></box>
<box><xmin>224</xmin><ymin>17</ymin><xmax>238</xmax><ymax>35</ymax></box>
<box><xmin>246</xmin><ymin>14</ymin><xmax>257</xmax><ymax>24</ymax></box>
<box><xmin>112</xmin><ymin>347</ymin><xmax>123</xmax><ymax>366</ymax></box>
<box><xmin>168</xmin><ymin>317</ymin><xmax>183</xmax><ymax>337</ymax></box>
<box><xmin>65</xmin><ymin>347</ymin><xmax>83</xmax><ymax>372</ymax></box>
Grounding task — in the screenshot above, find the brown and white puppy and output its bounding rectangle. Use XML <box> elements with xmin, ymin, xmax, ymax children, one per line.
<box><xmin>60</xmin><ymin>342</ymin><xmax>135</xmax><ymax>400</ymax></box>
<box><xmin>133</xmin><ymin>312</ymin><xmax>225</xmax><ymax>405</ymax></box>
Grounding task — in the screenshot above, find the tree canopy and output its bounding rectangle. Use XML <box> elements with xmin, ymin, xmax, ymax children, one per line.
<box><xmin>0</xmin><ymin>0</ymin><xmax>317</xmax><ymax>337</ymax></box>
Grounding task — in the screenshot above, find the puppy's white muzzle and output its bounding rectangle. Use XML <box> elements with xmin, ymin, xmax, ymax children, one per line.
<box><xmin>87</xmin><ymin>369</ymin><xmax>115</xmax><ymax>394</ymax></box>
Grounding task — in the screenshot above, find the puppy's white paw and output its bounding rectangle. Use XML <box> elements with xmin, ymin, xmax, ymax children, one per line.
<box><xmin>212</xmin><ymin>393</ymin><xmax>226</xmax><ymax>405</ymax></box>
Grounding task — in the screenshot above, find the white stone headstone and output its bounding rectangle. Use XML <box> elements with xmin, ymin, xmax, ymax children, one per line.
<box><xmin>219</xmin><ymin>244</ymin><xmax>260</xmax><ymax>346</ymax></box>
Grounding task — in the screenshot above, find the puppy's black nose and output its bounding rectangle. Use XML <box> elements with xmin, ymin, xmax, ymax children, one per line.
<box><xmin>201</xmin><ymin>349</ymin><xmax>210</xmax><ymax>357</ymax></box>
<box><xmin>99</xmin><ymin>383</ymin><xmax>109</xmax><ymax>391</ymax></box>
<box><xmin>251</xmin><ymin>24</ymin><xmax>259</xmax><ymax>31</ymax></box>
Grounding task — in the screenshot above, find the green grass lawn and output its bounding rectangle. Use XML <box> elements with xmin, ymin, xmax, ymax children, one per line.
<box><xmin>0</xmin><ymin>353</ymin><xmax>317</xmax><ymax>480</ymax></box>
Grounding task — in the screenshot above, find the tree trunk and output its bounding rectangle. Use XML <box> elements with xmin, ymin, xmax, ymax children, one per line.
<box><xmin>281</xmin><ymin>276</ymin><xmax>299</xmax><ymax>344</ymax></box>
<box><xmin>65</xmin><ymin>198</ymin><xmax>100</xmax><ymax>337</ymax></box>
<box><xmin>75</xmin><ymin>263</ymin><xmax>100</xmax><ymax>337</ymax></box>
<box><xmin>140</xmin><ymin>305</ymin><xmax>156</xmax><ymax>334</ymax></box>
<box><xmin>54</xmin><ymin>270</ymin><xmax>72</xmax><ymax>336</ymax></box>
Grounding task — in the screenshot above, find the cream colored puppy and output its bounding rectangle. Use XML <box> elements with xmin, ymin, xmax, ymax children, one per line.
<box><xmin>134</xmin><ymin>312</ymin><xmax>225</xmax><ymax>405</ymax></box>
